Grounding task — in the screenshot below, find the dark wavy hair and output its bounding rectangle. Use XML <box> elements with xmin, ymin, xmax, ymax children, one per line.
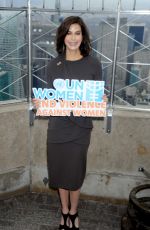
<box><xmin>56</xmin><ymin>16</ymin><xmax>91</xmax><ymax>57</ymax></box>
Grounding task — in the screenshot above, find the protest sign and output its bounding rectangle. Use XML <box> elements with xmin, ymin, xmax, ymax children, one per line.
<box><xmin>32</xmin><ymin>79</ymin><xmax>106</xmax><ymax>117</ymax></box>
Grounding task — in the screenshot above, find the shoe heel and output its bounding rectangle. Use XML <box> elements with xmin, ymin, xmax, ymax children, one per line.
<box><xmin>59</xmin><ymin>212</ymin><xmax>69</xmax><ymax>229</ymax></box>
<box><xmin>69</xmin><ymin>212</ymin><xmax>79</xmax><ymax>229</ymax></box>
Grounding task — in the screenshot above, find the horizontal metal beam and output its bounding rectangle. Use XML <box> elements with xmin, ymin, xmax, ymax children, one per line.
<box><xmin>120</xmin><ymin>10</ymin><xmax>150</xmax><ymax>15</ymax></box>
<box><xmin>118</xmin><ymin>62</ymin><xmax>150</xmax><ymax>66</ymax></box>
<box><xmin>0</xmin><ymin>7</ymin><xmax>27</xmax><ymax>11</ymax></box>
<box><xmin>0</xmin><ymin>7</ymin><xmax>150</xmax><ymax>15</ymax></box>
<box><xmin>114</xmin><ymin>105</ymin><xmax>150</xmax><ymax>113</ymax></box>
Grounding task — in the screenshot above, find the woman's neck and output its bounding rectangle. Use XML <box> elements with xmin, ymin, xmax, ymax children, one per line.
<box><xmin>65</xmin><ymin>50</ymin><xmax>83</xmax><ymax>61</ymax></box>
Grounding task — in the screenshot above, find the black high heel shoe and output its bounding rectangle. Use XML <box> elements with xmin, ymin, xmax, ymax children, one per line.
<box><xmin>69</xmin><ymin>212</ymin><xmax>79</xmax><ymax>229</ymax></box>
<box><xmin>59</xmin><ymin>212</ymin><xmax>69</xmax><ymax>230</ymax></box>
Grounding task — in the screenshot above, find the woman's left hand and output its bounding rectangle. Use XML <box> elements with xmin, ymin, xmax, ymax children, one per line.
<box><xmin>103</xmin><ymin>94</ymin><xmax>108</xmax><ymax>103</ymax></box>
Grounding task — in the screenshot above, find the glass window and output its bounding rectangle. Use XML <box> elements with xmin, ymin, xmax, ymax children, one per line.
<box><xmin>89</xmin><ymin>0</ymin><xmax>103</xmax><ymax>11</ymax></box>
<box><xmin>136</xmin><ymin>0</ymin><xmax>150</xmax><ymax>10</ymax></box>
<box><xmin>103</xmin><ymin>0</ymin><xmax>119</xmax><ymax>11</ymax></box>
<box><xmin>45</xmin><ymin>0</ymin><xmax>56</xmax><ymax>9</ymax></box>
<box><xmin>121</xmin><ymin>0</ymin><xmax>150</xmax><ymax>11</ymax></box>
<box><xmin>60</xmin><ymin>0</ymin><xmax>73</xmax><ymax>10</ymax></box>
<box><xmin>12</xmin><ymin>0</ymin><xmax>27</xmax><ymax>7</ymax></box>
<box><xmin>1</xmin><ymin>0</ymin><xmax>27</xmax><ymax>7</ymax></box>
<box><xmin>121</xmin><ymin>0</ymin><xmax>135</xmax><ymax>11</ymax></box>
<box><xmin>31</xmin><ymin>0</ymin><xmax>43</xmax><ymax>8</ymax></box>
<box><xmin>115</xmin><ymin>14</ymin><xmax>150</xmax><ymax>107</ymax></box>
<box><xmin>74</xmin><ymin>0</ymin><xmax>88</xmax><ymax>11</ymax></box>
<box><xmin>32</xmin><ymin>11</ymin><xmax>58</xmax><ymax>89</ymax></box>
<box><xmin>0</xmin><ymin>0</ymin><xmax>10</xmax><ymax>7</ymax></box>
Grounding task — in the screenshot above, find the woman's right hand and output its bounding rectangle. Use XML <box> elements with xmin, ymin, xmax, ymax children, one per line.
<box><xmin>32</xmin><ymin>98</ymin><xmax>40</xmax><ymax>109</ymax></box>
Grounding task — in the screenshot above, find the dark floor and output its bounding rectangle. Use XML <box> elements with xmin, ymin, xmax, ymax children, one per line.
<box><xmin>0</xmin><ymin>193</ymin><xmax>127</xmax><ymax>230</ymax></box>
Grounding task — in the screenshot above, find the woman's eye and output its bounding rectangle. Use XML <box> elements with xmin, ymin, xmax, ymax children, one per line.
<box><xmin>67</xmin><ymin>31</ymin><xmax>81</xmax><ymax>35</ymax></box>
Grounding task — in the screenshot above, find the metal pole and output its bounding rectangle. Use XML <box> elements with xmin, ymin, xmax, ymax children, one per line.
<box><xmin>110</xmin><ymin>0</ymin><xmax>121</xmax><ymax>106</ymax></box>
<box><xmin>87</xmin><ymin>0</ymin><xmax>90</xmax><ymax>11</ymax></box>
<box><xmin>55</xmin><ymin>0</ymin><xmax>60</xmax><ymax>10</ymax></box>
<box><xmin>72</xmin><ymin>0</ymin><xmax>74</xmax><ymax>10</ymax></box>
<box><xmin>105</xmin><ymin>0</ymin><xmax>121</xmax><ymax>133</ymax></box>
<box><xmin>102</xmin><ymin>0</ymin><xmax>104</xmax><ymax>11</ymax></box>
<box><xmin>133</xmin><ymin>0</ymin><xmax>137</xmax><ymax>10</ymax></box>
<box><xmin>27</xmin><ymin>0</ymin><xmax>32</xmax><ymax>108</ymax></box>
<box><xmin>11</xmin><ymin>0</ymin><xmax>13</xmax><ymax>8</ymax></box>
<box><xmin>27</xmin><ymin>0</ymin><xmax>33</xmax><ymax>192</ymax></box>
<box><xmin>43</xmin><ymin>0</ymin><xmax>45</xmax><ymax>9</ymax></box>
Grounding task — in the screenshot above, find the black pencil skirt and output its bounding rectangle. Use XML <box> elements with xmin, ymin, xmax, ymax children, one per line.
<box><xmin>47</xmin><ymin>141</ymin><xmax>89</xmax><ymax>191</ymax></box>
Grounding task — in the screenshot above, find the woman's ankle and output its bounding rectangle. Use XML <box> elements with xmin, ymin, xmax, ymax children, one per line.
<box><xmin>69</xmin><ymin>209</ymin><xmax>78</xmax><ymax>215</ymax></box>
<box><xmin>61</xmin><ymin>207</ymin><xmax>69</xmax><ymax>214</ymax></box>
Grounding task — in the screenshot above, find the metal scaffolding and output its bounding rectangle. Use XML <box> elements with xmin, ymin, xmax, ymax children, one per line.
<box><xmin>0</xmin><ymin>0</ymin><xmax>150</xmax><ymax>112</ymax></box>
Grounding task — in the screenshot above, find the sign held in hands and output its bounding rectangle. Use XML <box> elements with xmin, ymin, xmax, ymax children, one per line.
<box><xmin>32</xmin><ymin>79</ymin><xmax>106</xmax><ymax>117</ymax></box>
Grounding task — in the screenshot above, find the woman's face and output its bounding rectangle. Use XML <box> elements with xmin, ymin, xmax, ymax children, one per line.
<box><xmin>64</xmin><ymin>23</ymin><xmax>83</xmax><ymax>52</ymax></box>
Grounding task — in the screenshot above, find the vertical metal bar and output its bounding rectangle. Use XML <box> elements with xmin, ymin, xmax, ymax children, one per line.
<box><xmin>102</xmin><ymin>0</ymin><xmax>104</xmax><ymax>11</ymax></box>
<box><xmin>11</xmin><ymin>0</ymin><xmax>13</xmax><ymax>7</ymax></box>
<box><xmin>27</xmin><ymin>0</ymin><xmax>33</xmax><ymax>192</ymax></box>
<box><xmin>133</xmin><ymin>0</ymin><xmax>137</xmax><ymax>10</ymax></box>
<box><xmin>87</xmin><ymin>0</ymin><xmax>90</xmax><ymax>11</ymax></box>
<box><xmin>105</xmin><ymin>0</ymin><xmax>121</xmax><ymax>133</ymax></box>
<box><xmin>55</xmin><ymin>0</ymin><xmax>60</xmax><ymax>10</ymax></box>
<box><xmin>72</xmin><ymin>0</ymin><xmax>74</xmax><ymax>10</ymax></box>
<box><xmin>55</xmin><ymin>0</ymin><xmax>58</xmax><ymax>9</ymax></box>
<box><xmin>110</xmin><ymin>0</ymin><xmax>121</xmax><ymax>106</ymax></box>
<box><xmin>43</xmin><ymin>0</ymin><xmax>45</xmax><ymax>9</ymax></box>
<box><xmin>27</xmin><ymin>0</ymin><xmax>32</xmax><ymax>108</ymax></box>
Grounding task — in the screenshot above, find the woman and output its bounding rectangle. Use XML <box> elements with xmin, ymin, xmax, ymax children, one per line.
<box><xmin>46</xmin><ymin>16</ymin><xmax>103</xmax><ymax>229</ymax></box>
